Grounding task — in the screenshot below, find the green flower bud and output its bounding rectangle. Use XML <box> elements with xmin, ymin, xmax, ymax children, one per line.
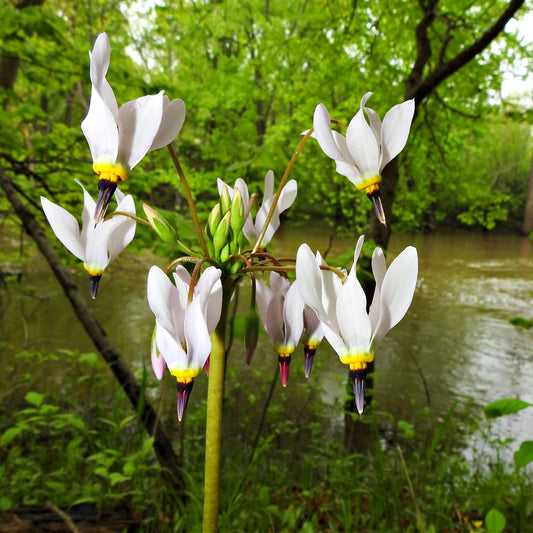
<box><xmin>206</xmin><ymin>202</ymin><xmax>222</xmax><ymax>238</ymax></box>
<box><xmin>213</xmin><ymin>211</ymin><xmax>231</xmax><ymax>259</ymax></box>
<box><xmin>143</xmin><ymin>204</ymin><xmax>177</xmax><ymax>243</ymax></box>
<box><xmin>220</xmin><ymin>185</ymin><xmax>231</xmax><ymax>214</ymax></box>
<box><xmin>219</xmin><ymin>242</ymin><xmax>231</xmax><ymax>263</ymax></box>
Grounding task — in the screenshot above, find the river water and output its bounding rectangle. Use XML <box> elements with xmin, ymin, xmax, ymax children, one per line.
<box><xmin>2</xmin><ymin>228</ymin><xmax>533</xmax><ymax>459</ymax></box>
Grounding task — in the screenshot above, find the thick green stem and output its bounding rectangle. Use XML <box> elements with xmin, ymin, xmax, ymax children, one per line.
<box><xmin>202</xmin><ymin>282</ymin><xmax>232</xmax><ymax>533</ymax></box>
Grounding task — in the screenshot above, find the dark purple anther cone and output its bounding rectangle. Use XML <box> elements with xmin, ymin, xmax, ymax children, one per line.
<box><xmin>366</xmin><ymin>189</ymin><xmax>386</xmax><ymax>227</ymax></box>
<box><xmin>94</xmin><ymin>179</ymin><xmax>118</xmax><ymax>224</ymax></box>
<box><xmin>176</xmin><ymin>380</ymin><xmax>194</xmax><ymax>421</ymax></box>
<box><xmin>303</xmin><ymin>346</ymin><xmax>317</xmax><ymax>378</ymax></box>
<box><xmin>89</xmin><ymin>274</ymin><xmax>102</xmax><ymax>299</ymax></box>
<box><xmin>349</xmin><ymin>367</ymin><xmax>367</xmax><ymax>416</ymax></box>
<box><xmin>278</xmin><ymin>354</ymin><xmax>292</xmax><ymax>387</ymax></box>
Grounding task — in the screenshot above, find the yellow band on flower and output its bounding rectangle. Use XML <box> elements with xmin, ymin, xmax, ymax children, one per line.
<box><xmin>170</xmin><ymin>369</ymin><xmax>200</xmax><ymax>382</ymax></box>
<box><xmin>276</xmin><ymin>348</ymin><xmax>294</xmax><ymax>358</ymax></box>
<box><xmin>340</xmin><ymin>353</ymin><xmax>375</xmax><ymax>370</ymax></box>
<box><xmin>356</xmin><ymin>175</ymin><xmax>382</xmax><ymax>192</ymax></box>
<box><xmin>93</xmin><ymin>163</ymin><xmax>129</xmax><ymax>182</ymax></box>
<box><xmin>84</xmin><ymin>264</ymin><xmax>104</xmax><ymax>277</ymax></box>
<box><xmin>306</xmin><ymin>341</ymin><xmax>321</xmax><ymax>350</ymax></box>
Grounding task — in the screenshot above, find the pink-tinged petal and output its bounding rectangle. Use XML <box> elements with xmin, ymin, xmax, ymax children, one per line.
<box><xmin>296</xmin><ymin>244</ymin><xmax>327</xmax><ymax>322</ymax></box>
<box><xmin>184</xmin><ymin>297</ymin><xmax>211</xmax><ymax>371</ymax></box>
<box><xmin>380</xmin><ymin>99</ymin><xmax>415</xmax><ymax>170</ymax></box>
<box><xmin>151</xmin><ymin>326</ymin><xmax>166</xmax><ymax>380</ymax></box>
<box><xmin>149</xmin><ymin>97</ymin><xmax>186</xmax><ymax>151</ymax></box>
<box><xmin>346</xmin><ymin>104</ymin><xmax>381</xmax><ymax>178</ymax></box>
<box><xmin>41</xmin><ymin>196</ymin><xmax>85</xmax><ymax>261</ymax></box>
<box><xmin>255</xmin><ymin>279</ymin><xmax>272</xmax><ymax>332</ymax></box>
<box><xmin>155</xmin><ymin>323</ymin><xmax>188</xmax><ymax>372</ymax></box>
<box><xmin>336</xmin><ymin>270</ymin><xmax>371</xmax><ymax>353</ymax></box>
<box><xmin>371</xmin><ymin>246</ymin><xmax>418</xmax><ymax>347</ymax></box>
<box><xmin>303</xmin><ymin>305</ymin><xmax>323</xmax><ymax>343</ymax></box>
<box><xmin>81</xmin><ymin>88</ymin><xmax>119</xmax><ymax>165</ymax></box>
<box><xmin>369</xmin><ymin>247</ymin><xmax>386</xmax><ymax>329</ymax></box>
<box><xmin>266</xmin><ymin>285</ymin><xmax>286</xmax><ymax>347</ymax></box>
<box><xmin>117</xmin><ymin>93</ymin><xmax>164</xmax><ymax>170</ymax></box>
<box><xmin>147</xmin><ymin>266</ymin><xmax>181</xmax><ymax>335</ymax></box>
<box><xmin>283</xmin><ymin>281</ymin><xmax>305</xmax><ymax>348</ymax></box>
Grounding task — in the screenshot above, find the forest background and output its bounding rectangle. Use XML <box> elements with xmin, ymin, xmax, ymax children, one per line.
<box><xmin>1</xmin><ymin>0</ymin><xmax>533</xmax><ymax>531</ymax></box>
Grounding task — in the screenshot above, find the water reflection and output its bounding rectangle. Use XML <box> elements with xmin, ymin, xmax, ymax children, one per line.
<box><xmin>2</xmin><ymin>229</ymin><xmax>533</xmax><ymax>456</ymax></box>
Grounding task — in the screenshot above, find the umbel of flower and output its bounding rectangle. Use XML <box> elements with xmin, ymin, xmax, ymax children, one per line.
<box><xmin>217</xmin><ymin>170</ymin><xmax>297</xmax><ymax>249</ymax></box>
<box><xmin>256</xmin><ymin>272</ymin><xmax>305</xmax><ymax>386</ymax></box>
<box><xmin>296</xmin><ymin>236</ymin><xmax>418</xmax><ymax>415</ymax></box>
<box><xmin>204</xmin><ymin>184</ymin><xmax>246</xmax><ymax>263</ymax></box>
<box><xmin>41</xmin><ymin>181</ymin><xmax>136</xmax><ymax>298</ymax></box>
<box><xmin>81</xmin><ymin>33</ymin><xmax>186</xmax><ymax>223</ymax></box>
<box><xmin>147</xmin><ymin>265</ymin><xmax>222</xmax><ymax>420</ymax></box>
<box><xmin>311</xmin><ymin>93</ymin><xmax>415</xmax><ymax>226</ymax></box>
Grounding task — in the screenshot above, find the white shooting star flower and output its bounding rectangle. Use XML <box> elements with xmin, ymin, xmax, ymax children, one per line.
<box><xmin>296</xmin><ymin>236</ymin><xmax>418</xmax><ymax>414</ymax></box>
<box><xmin>311</xmin><ymin>93</ymin><xmax>415</xmax><ymax>226</ymax></box>
<box><xmin>256</xmin><ymin>272</ymin><xmax>305</xmax><ymax>386</ymax></box>
<box><xmin>147</xmin><ymin>265</ymin><xmax>222</xmax><ymax>420</ymax></box>
<box><xmin>81</xmin><ymin>32</ymin><xmax>186</xmax><ymax>222</ymax></box>
<box><xmin>41</xmin><ymin>181</ymin><xmax>136</xmax><ymax>298</ymax></box>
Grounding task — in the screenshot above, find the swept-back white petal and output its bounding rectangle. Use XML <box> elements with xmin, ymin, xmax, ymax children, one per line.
<box><xmin>346</xmin><ymin>107</ymin><xmax>381</xmax><ymax>177</ymax></box>
<box><xmin>296</xmin><ymin>244</ymin><xmax>327</xmax><ymax>322</ymax></box>
<box><xmin>89</xmin><ymin>33</ymin><xmax>118</xmax><ymax>117</ymax></box>
<box><xmin>303</xmin><ymin>306</ymin><xmax>323</xmax><ymax>343</ymax></box>
<box><xmin>380</xmin><ymin>99</ymin><xmax>415</xmax><ymax>170</ymax></box>
<box><xmin>195</xmin><ymin>266</ymin><xmax>222</xmax><ymax>333</ymax></box>
<box><xmin>282</xmin><ymin>281</ymin><xmax>305</xmax><ymax>348</ymax></box>
<box><xmin>336</xmin><ymin>270</ymin><xmax>371</xmax><ymax>353</ymax></box>
<box><xmin>147</xmin><ymin>266</ymin><xmax>182</xmax><ymax>335</ymax></box>
<box><xmin>371</xmin><ymin>246</ymin><xmax>418</xmax><ymax>346</ymax></box>
<box><xmin>313</xmin><ymin>104</ymin><xmax>346</xmax><ymax>162</ymax></box>
<box><xmin>364</xmin><ymin>105</ymin><xmax>382</xmax><ymax>142</ymax></box>
<box><xmin>156</xmin><ymin>323</ymin><xmax>188</xmax><ymax>372</ymax></box>
<box><xmin>276</xmin><ymin>179</ymin><xmax>298</xmax><ymax>213</ymax></box>
<box><xmin>41</xmin><ymin>196</ymin><xmax>85</xmax><ymax>261</ymax></box>
<box><xmin>105</xmin><ymin>195</ymin><xmax>136</xmax><ymax>262</ymax></box>
<box><xmin>184</xmin><ymin>297</ymin><xmax>212</xmax><ymax>371</ymax></box>
<box><xmin>81</xmin><ymin>88</ymin><xmax>119</xmax><ymax>165</ymax></box>
<box><xmin>117</xmin><ymin>93</ymin><xmax>164</xmax><ymax>169</ymax></box>
<box><xmin>149</xmin><ymin>97</ymin><xmax>186</xmax><ymax>151</ymax></box>
<box><xmin>369</xmin><ymin>247</ymin><xmax>387</xmax><ymax>329</ymax></box>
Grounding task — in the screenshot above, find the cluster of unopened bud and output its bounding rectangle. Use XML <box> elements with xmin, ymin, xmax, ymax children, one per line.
<box><xmin>205</xmin><ymin>186</ymin><xmax>245</xmax><ymax>263</ymax></box>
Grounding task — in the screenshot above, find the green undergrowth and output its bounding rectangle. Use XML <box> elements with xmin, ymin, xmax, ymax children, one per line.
<box><xmin>1</xmin><ymin>347</ymin><xmax>532</xmax><ymax>532</ymax></box>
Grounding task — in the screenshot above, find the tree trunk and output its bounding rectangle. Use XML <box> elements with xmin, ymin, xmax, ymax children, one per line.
<box><xmin>0</xmin><ymin>168</ymin><xmax>186</xmax><ymax>498</ymax></box>
<box><xmin>522</xmin><ymin>148</ymin><xmax>533</xmax><ymax>234</ymax></box>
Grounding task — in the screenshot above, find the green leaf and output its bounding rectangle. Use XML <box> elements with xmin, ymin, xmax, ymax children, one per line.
<box><xmin>108</xmin><ymin>472</ymin><xmax>130</xmax><ymax>486</ymax></box>
<box><xmin>514</xmin><ymin>441</ymin><xmax>533</xmax><ymax>469</ymax></box>
<box><xmin>485</xmin><ymin>508</ymin><xmax>506</xmax><ymax>533</ymax></box>
<box><xmin>25</xmin><ymin>391</ymin><xmax>44</xmax><ymax>407</ymax></box>
<box><xmin>123</xmin><ymin>461</ymin><xmax>136</xmax><ymax>476</ymax></box>
<box><xmin>0</xmin><ymin>427</ymin><xmax>22</xmax><ymax>447</ymax></box>
<box><xmin>484</xmin><ymin>398</ymin><xmax>532</xmax><ymax>419</ymax></box>
<box><xmin>509</xmin><ymin>317</ymin><xmax>533</xmax><ymax>329</ymax></box>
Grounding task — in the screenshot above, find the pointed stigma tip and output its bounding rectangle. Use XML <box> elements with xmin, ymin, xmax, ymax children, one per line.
<box><xmin>367</xmin><ymin>189</ymin><xmax>386</xmax><ymax>226</ymax></box>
